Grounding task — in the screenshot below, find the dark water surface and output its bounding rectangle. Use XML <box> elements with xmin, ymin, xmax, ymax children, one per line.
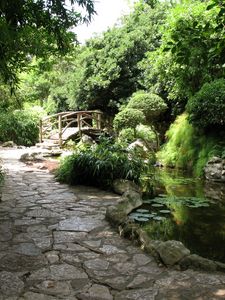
<box><xmin>133</xmin><ymin>169</ymin><xmax>225</xmax><ymax>263</ymax></box>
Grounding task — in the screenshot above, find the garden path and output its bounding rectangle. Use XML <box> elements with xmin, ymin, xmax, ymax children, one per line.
<box><xmin>0</xmin><ymin>147</ymin><xmax>225</xmax><ymax>299</ymax></box>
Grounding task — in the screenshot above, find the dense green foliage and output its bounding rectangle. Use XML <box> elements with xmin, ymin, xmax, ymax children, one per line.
<box><xmin>113</xmin><ymin>108</ymin><xmax>145</xmax><ymax>136</ymax></box>
<box><xmin>27</xmin><ymin>1</ymin><xmax>168</xmax><ymax>115</ymax></box>
<box><xmin>0</xmin><ymin>0</ymin><xmax>95</xmax><ymax>86</ymax></box>
<box><xmin>158</xmin><ymin>114</ymin><xmax>225</xmax><ymax>176</ymax></box>
<box><xmin>127</xmin><ymin>91</ymin><xmax>167</xmax><ymax>122</ymax></box>
<box><xmin>57</xmin><ymin>139</ymin><xmax>145</xmax><ymax>188</ymax></box>
<box><xmin>0</xmin><ymin>108</ymin><xmax>42</xmax><ymax>146</ymax></box>
<box><xmin>187</xmin><ymin>79</ymin><xmax>225</xmax><ymax>130</ymax></box>
<box><xmin>141</xmin><ymin>0</ymin><xmax>225</xmax><ymax>115</ymax></box>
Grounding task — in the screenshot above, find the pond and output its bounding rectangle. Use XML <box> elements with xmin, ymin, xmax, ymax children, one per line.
<box><xmin>130</xmin><ymin>168</ymin><xmax>225</xmax><ymax>263</ymax></box>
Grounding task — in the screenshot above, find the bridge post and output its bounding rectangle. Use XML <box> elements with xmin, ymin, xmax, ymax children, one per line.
<box><xmin>77</xmin><ymin>113</ymin><xmax>81</xmax><ymax>135</ymax></box>
<box><xmin>39</xmin><ymin>119</ymin><xmax>43</xmax><ymax>143</ymax></box>
<box><xmin>97</xmin><ymin>112</ymin><xmax>102</xmax><ymax>129</ymax></box>
<box><xmin>58</xmin><ymin>114</ymin><xmax>63</xmax><ymax>148</ymax></box>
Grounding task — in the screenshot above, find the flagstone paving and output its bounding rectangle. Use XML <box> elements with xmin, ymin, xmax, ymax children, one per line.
<box><xmin>0</xmin><ymin>148</ymin><xmax>225</xmax><ymax>299</ymax></box>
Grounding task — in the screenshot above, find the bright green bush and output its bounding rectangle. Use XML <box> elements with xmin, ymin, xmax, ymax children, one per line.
<box><xmin>113</xmin><ymin>108</ymin><xmax>145</xmax><ymax>135</ymax></box>
<box><xmin>0</xmin><ymin>109</ymin><xmax>40</xmax><ymax>146</ymax></box>
<box><xmin>187</xmin><ymin>79</ymin><xmax>225</xmax><ymax>129</ymax></box>
<box><xmin>56</xmin><ymin>138</ymin><xmax>145</xmax><ymax>189</ymax></box>
<box><xmin>158</xmin><ymin>114</ymin><xmax>225</xmax><ymax>176</ymax></box>
<box><xmin>118</xmin><ymin>125</ymin><xmax>155</xmax><ymax>145</ymax></box>
<box><xmin>127</xmin><ymin>91</ymin><xmax>167</xmax><ymax>122</ymax></box>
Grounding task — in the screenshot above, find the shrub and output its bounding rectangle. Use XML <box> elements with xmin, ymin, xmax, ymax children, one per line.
<box><xmin>118</xmin><ymin>125</ymin><xmax>155</xmax><ymax>145</ymax></box>
<box><xmin>56</xmin><ymin>138</ymin><xmax>145</xmax><ymax>189</ymax></box>
<box><xmin>113</xmin><ymin>108</ymin><xmax>145</xmax><ymax>136</ymax></box>
<box><xmin>187</xmin><ymin>79</ymin><xmax>225</xmax><ymax>129</ymax></box>
<box><xmin>127</xmin><ymin>91</ymin><xmax>167</xmax><ymax>122</ymax></box>
<box><xmin>158</xmin><ymin>113</ymin><xmax>225</xmax><ymax>176</ymax></box>
<box><xmin>0</xmin><ymin>109</ymin><xmax>40</xmax><ymax>146</ymax></box>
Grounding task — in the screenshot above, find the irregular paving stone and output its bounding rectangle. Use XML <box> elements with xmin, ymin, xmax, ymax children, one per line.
<box><xmin>99</xmin><ymin>245</ymin><xmax>126</xmax><ymax>255</ymax></box>
<box><xmin>115</xmin><ymin>288</ymin><xmax>158</xmax><ymax>300</ymax></box>
<box><xmin>28</xmin><ymin>264</ymin><xmax>88</xmax><ymax>281</ymax></box>
<box><xmin>35</xmin><ymin>280</ymin><xmax>73</xmax><ymax>296</ymax></box>
<box><xmin>99</xmin><ymin>276</ymin><xmax>131</xmax><ymax>291</ymax></box>
<box><xmin>12</xmin><ymin>243</ymin><xmax>42</xmax><ymax>256</ymax></box>
<box><xmin>127</xmin><ymin>274</ymin><xmax>155</xmax><ymax>289</ymax></box>
<box><xmin>19</xmin><ymin>292</ymin><xmax>57</xmax><ymax>300</ymax></box>
<box><xmin>45</xmin><ymin>251</ymin><xmax>60</xmax><ymax>264</ymax></box>
<box><xmin>61</xmin><ymin>253</ymin><xmax>81</xmax><ymax>265</ymax></box>
<box><xmin>0</xmin><ymin>253</ymin><xmax>48</xmax><ymax>271</ymax></box>
<box><xmin>84</xmin><ymin>258</ymin><xmax>110</xmax><ymax>271</ymax></box>
<box><xmin>77</xmin><ymin>284</ymin><xmax>113</xmax><ymax>300</ymax></box>
<box><xmin>53</xmin><ymin>231</ymin><xmax>87</xmax><ymax>243</ymax></box>
<box><xmin>0</xmin><ymin>271</ymin><xmax>24</xmax><ymax>296</ymax></box>
<box><xmin>113</xmin><ymin>262</ymin><xmax>137</xmax><ymax>275</ymax></box>
<box><xmin>0</xmin><ymin>222</ymin><xmax>13</xmax><ymax>241</ymax></box>
<box><xmin>132</xmin><ymin>253</ymin><xmax>153</xmax><ymax>266</ymax></box>
<box><xmin>58</xmin><ymin>217</ymin><xmax>104</xmax><ymax>232</ymax></box>
<box><xmin>26</xmin><ymin>208</ymin><xmax>61</xmax><ymax>218</ymax></box>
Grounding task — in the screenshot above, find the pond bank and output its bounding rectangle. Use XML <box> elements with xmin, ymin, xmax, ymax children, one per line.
<box><xmin>106</xmin><ymin>179</ymin><xmax>225</xmax><ymax>273</ymax></box>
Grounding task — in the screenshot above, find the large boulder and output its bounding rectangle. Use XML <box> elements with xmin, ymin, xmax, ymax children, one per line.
<box><xmin>157</xmin><ymin>240</ymin><xmax>190</xmax><ymax>266</ymax></box>
<box><xmin>113</xmin><ymin>179</ymin><xmax>141</xmax><ymax>195</ymax></box>
<box><xmin>204</xmin><ymin>157</ymin><xmax>225</xmax><ymax>182</ymax></box>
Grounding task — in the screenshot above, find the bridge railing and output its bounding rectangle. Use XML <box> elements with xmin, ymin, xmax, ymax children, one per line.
<box><xmin>39</xmin><ymin>110</ymin><xmax>103</xmax><ymax>147</ymax></box>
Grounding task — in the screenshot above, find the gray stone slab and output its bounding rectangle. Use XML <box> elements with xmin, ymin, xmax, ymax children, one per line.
<box><xmin>84</xmin><ymin>259</ymin><xmax>109</xmax><ymax>271</ymax></box>
<box><xmin>58</xmin><ymin>217</ymin><xmax>103</xmax><ymax>232</ymax></box>
<box><xmin>29</xmin><ymin>264</ymin><xmax>88</xmax><ymax>281</ymax></box>
<box><xmin>35</xmin><ymin>280</ymin><xmax>73</xmax><ymax>296</ymax></box>
<box><xmin>53</xmin><ymin>231</ymin><xmax>87</xmax><ymax>243</ymax></box>
<box><xmin>12</xmin><ymin>243</ymin><xmax>42</xmax><ymax>256</ymax></box>
<box><xmin>0</xmin><ymin>253</ymin><xmax>48</xmax><ymax>271</ymax></box>
<box><xmin>77</xmin><ymin>284</ymin><xmax>113</xmax><ymax>300</ymax></box>
<box><xmin>0</xmin><ymin>222</ymin><xmax>12</xmax><ymax>242</ymax></box>
<box><xmin>114</xmin><ymin>288</ymin><xmax>158</xmax><ymax>300</ymax></box>
<box><xmin>0</xmin><ymin>271</ymin><xmax>24</xmax><ymax>296</ymax></box>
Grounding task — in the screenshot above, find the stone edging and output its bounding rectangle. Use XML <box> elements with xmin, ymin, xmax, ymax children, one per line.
<box><xmin>106</xmin><ymin>179</ymin><xmax>225</xmax><ymax>273</ymax></box>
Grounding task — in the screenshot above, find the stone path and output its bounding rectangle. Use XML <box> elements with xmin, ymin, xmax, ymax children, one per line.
<box><xmin>0</xmin><ymin>148</ymin><xmax>225</xmax><ymax>300</ymax></box>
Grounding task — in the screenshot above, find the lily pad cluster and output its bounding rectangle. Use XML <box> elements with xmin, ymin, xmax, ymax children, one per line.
<box><xmin>144</xmin><ymin>195</ymin><xmax>211</xmax><ymax>208</ymax></box>
<box><xmin>129</xmin><ymin>195</ymin><xmax>212</xmax><ymax>223</ymax></box>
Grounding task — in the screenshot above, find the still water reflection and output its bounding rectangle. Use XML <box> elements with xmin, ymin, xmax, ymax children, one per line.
<box><xmin>140</xmin><ymin>169</ymin><xmax>225</xmax><ymax>262</ymax></box>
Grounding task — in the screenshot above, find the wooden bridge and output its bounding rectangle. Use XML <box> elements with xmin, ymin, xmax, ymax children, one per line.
<box><xmin>39</xmin><ymin>110</ymin><xmax>103</xmax><ymax>147</ymax></box>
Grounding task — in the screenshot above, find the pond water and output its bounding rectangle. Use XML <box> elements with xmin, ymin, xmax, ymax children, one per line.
<box><xmin>130</xmin><ymin>169</ymin><xmax>225</xmax><ymax>263</ymax></box>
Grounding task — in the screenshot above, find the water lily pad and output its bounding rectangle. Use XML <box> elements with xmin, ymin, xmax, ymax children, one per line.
<box><xmin>151</xmin><ymin>203</ymin><xmax>164</xmax><ymax>207</ymax></box>
<box><xmin>159</xmin><ymin>210</ymin><xmax>171</xmax><ymax>214</ymax></box>
<box><xmin>153</xmin><ymin>216</ymin><xmax>166</xmax><ymax>221</ymax></box>
<box><xmin>143</xmin><ymin>199</ymin><xmax>154</xmax><ymax>204</ymax></box>
<box><xmin>134</xmin><ymin>217</ymin><xmax>149</xmax><ymax>222</ymax></box>
<box><xmin>136</xmin><ymin>209</ymin><xmax>150</xmax><ymax>213</ymax></box>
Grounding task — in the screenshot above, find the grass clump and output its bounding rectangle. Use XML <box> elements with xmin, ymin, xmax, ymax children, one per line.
<box><xmin>56</xmin><ymin>138</ymin><xmax>145</xmax><ymax>189</ymax></box>
<box><xmin>158</xmin><ymin>113</ymin><xmax>225</xmax><ymax>176</ymax></box>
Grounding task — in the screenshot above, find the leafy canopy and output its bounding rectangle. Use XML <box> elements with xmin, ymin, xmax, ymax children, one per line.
<box><xmin>187</xmin><ymin>79</ymin><xmax>225</xmax><ymax>130</ymax></box>
<box><xmin>0</xmin><ymin>0</ymin><xmax>95</xmax><ymax>86</ymax></box>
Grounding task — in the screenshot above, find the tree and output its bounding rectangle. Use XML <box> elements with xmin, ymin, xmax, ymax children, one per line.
<box><xmin>187</xmin><ymin>79</ymin><xmax>225</xmax><ymax>130</ymax></box>
<box><xmin>127</xmin><ymin>91</ymin><xmax>167</xmax><ymax>148</ymax></box>
<box><xmin>66</xmin><ymin>1</ymin><xmax>168</xmax><ymax>115</ymax></box>
<box><xmin>0</xmin><ymin>0</ymin><xmax>95</xmax><ymax>87</ymax></box>
<box><xmin>141</xmin><ymin>0</ymin><xmax>225</xmax><ymax>115</ymax></box>
<box><xmin>113</xmin><ymin>108</ymin><xmax>145</xmax><ymax>137</ymax></box>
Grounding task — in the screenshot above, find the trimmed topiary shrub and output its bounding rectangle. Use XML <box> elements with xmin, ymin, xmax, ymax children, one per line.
<box><xmin>187</xmin><ymin>79</ymin><xmax>225</xmax><ymax>129</ymax></box>
<box><xmin>127</xmin><ymin>91</ymin><xmax>167</xmax><ymax>122</ymax></box>
<box><xmin>113</xmin><ymin>108</ymin><xmax>145</xmax><ymax>136</ymax></box>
